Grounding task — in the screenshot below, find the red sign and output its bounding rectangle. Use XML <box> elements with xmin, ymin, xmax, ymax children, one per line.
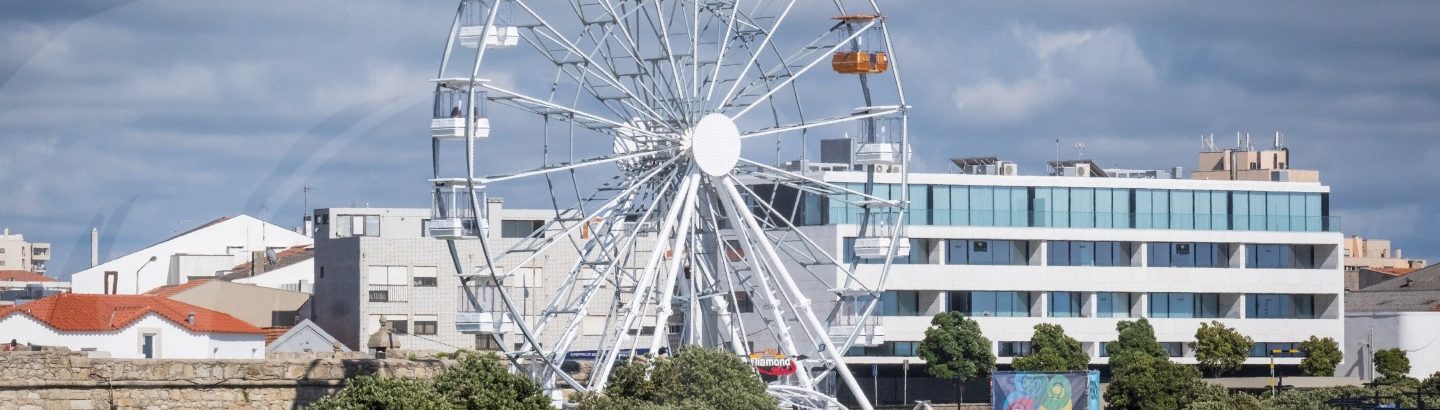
<box><xmin>748</xmin><ymin>350</ymin><xmax>797</xmax><ymax>377</ymax></box>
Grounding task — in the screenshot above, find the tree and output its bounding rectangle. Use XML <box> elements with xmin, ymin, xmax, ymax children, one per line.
<box><xmin>576</xmin><ymin>345</ymin><xmax>776</xmax><ymax>410</ymax></box>
<box><xmin>1107</xmin><ymin>318</ymin><xmax>1167</xmax><ymax>371</ymax></box>
<box><xmin>1297</xmin><ymin>336</ymin><xmax>1342</xmax><ymax>377</ymax></box>
<box><xmin>1374</xmin><ymin>348</ymin><xmax>1411</xmax><ymax>380</ymax></box>
<box><xmin>309</xmin><ymin>375</ymin><xmax>456</xmax><ymax>410</ymax></box>
<box><xmin>433</xmin><ymin>352</ymin><xmax>551</xmax><ymax>410</ymax></box>
<box><xmin>1103</xmin><ymin>353</ymin><xmax>1203</xmax><ymax>410</ymax></box>
<box><xmin>1011</xmin><ymin>323</ymin><xmax>1088</xmax><ymax>372</ymax></box>
<box><xmin>917</xmin><ymin>311</ymin><xmax>996</xmax><ymax>403</ymax></box>
<box><xmin>1185</xmin><ymin>383</ymin><xmax>1263</xmax><ymax>410</ymax></box>
<box><xmin>1192</xmin><ymin>321</ymin><xmax>1252</xmax><ymax>378</ymax></box>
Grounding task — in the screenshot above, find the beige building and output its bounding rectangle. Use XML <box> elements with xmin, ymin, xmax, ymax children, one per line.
<box><xmin>1343</xmin><ymin>236</ymin><xmax>1427</xmax><ymax>291</ymax></box>
<box><xmin>1191</xmin><ymin>133</ymin><xmax>1320</xmax><ymax>182</ymax></box>
<box><xmin>0</xmin><ymin>229</ymin><xmax>50</xmax><ymax>273</ymax></box>
<box><xmin>146</xmin><ymin>279</ymin><xmax>311</xmax><ymax>327</ymax></box>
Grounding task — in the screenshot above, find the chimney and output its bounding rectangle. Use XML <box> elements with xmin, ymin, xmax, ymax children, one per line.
<box><xmin>250</xmin><ymin>251</ymin><xmax>266</xmax><ymax>277</ymax></box>
<box><xmin>91</xmin><ymin>228</ymin><xmax>100</xmax><ymax>267</ymax></box>
<box><xmin>186</xmin><ymin>312</ymin><xmax>196</xmax><ymax>325</ymax></box>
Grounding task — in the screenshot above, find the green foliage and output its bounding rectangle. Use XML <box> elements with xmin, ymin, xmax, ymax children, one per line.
<box><xmin>916</xmin><ymin>311</ymin><xmax>996</xmax><ymax>383</ymax></box>
<box><xmin>433</xmin><ymin>352</ymin><xmax>551</xmax><ymax>410</ymax></box>
<box><xmin>308</xmin><ymin>375</ymin><xmax>455</xmax><ymax>410</ymax></box>
<box><xmin>1011</xmin><ymin>323</ymin><xmax>1088</xmax><ymax>372</ymax></box>
<box><xmin>1107</xmin><ymin>318</ymin><xmax>1167</xmax><ymax>371</ymax></box>
<box><xmin>576</xmin><ymin>345</ymin><xmax>776</xmax><ymax>410</ymax></box>
<box><xmin>1297</xmin><ymin>336</ymin><xmax>1342</xmax><ymax>377</ymax></box>
<box><xmin>1184</xmin><ymin>383</ymin><xmax>1263</xmax><ymax>410</ymax></box>
<box><xmin>1374</xmin><ymin>348</ymin><xmax>1411</xmax><ymax>380</ymax></box>
<box><xmin>1191</xmin><ymin>321</ymin><xmax>1252</xmax><ymax>378</ymax></box>
<box><xmin>1261</xmin><ymin>386</ymin><xmax>1369</xmax><ymax>410</ymax></box>
<box><xmin>1423</xmin><ymin>371</ymin><xmax>1440</xmax><ymax>393</ymax></box>
<box><xmin>310</xmin><ymin>353</ymin><xmax>548</xmax><ymax>410</ymax></box>
<box><xmin>1103</xmin><ymin>353</ymin><xmax>1203</xmax><ymax>410</ymax></box>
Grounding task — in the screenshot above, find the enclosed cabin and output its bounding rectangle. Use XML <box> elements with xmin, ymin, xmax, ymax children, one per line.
<box><xmin>427</xmin><ymin>179</ymin><xmax>485</xmax><ymax>239</ymax></box>
<box><xmin>431</xmin><ymin>79</ymin><xmax>491</xmax><ymax>139</ymax></box>
<box><xmin>829</xmin><ymin>290</ymin><xmax>886</xmax><ymax>347</ymax></box>
<box><xmin>851</xmin><ymin>106</ymin><xmax>907</xmax><ymax>166</ymax></box>
<box><xmin>455</xmin><ymin>274</ymin><xmax>515</xmax><ymax>335</ymax></box>
<box><xmin>831</xmin><ymin>15</ymin><xmax>889</xmax><ymax>75</ymax></box>
<box><xmin>458</xmin><ymin>0</ymin><xmax>520</xmax><ymax>48</ymax></box>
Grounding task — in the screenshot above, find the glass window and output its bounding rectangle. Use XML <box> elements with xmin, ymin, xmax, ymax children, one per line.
<box><xmin>952</xmin><ymin>291</ymin><xmax>1031</xmax><ymax>317</ymax></box>
<box><xmin>1050</xmin><ymin>241</ymin><xmax>1131</xmax><ymax>266</ymax></box>
<box><xmin>1097</xmin><ymin>292</ymin><xmax>1132</xmax><ymax>318</ymax></box>
<box><xmin>1246</xmin><ymin>244</ymin><xmax>1316</xmax><ymax>269</ymax></box>
<box><xmin>998</xmin><ymin>341</ymin><xmax>1032</xmax><ymax>357</ymax></box>
<box><xmin>947</xmin><ymin>239</ymin><xmax>1028</xmax><ymax>266</ymax></box>
<box><xmin>932</xmin><ymin>185</ymin><xmax>951</xmax><ymax>226</ymax></box>
<box><xmin>1160</xmin><ymin>342</ymin><xmax>1184</xmax><ymax>358</ymax></box>
<box><xmin>501</xmin><ymin>220</ymin><xmax>544</xmax><ymax>238</ymax></box>
<box><xmin>1171</xmin><ymin>190</ymin><xmax>1194</xmax><ymax>229</ymax></box>
<box><xmin>1071</xmin><ymin>188</ymin><xmax>1095</xmax><ymax>228</ymax></box>
<box><xmin>1247</xmin><ymin>294</ymin><xmax>1316</xmax><ymax>319</ymax></box>
<box><xmin>1150</xmin><ymin>293</ymin><xmax>1221</xmax><ymax>318</ymax></box>
<box><xmin>1250</xmin><ymin>342</ymin><xmax>1304</xmax><ymax>357</ymax></box>
<box><xmin>880</xmin><ymin>291</ymin><xmax>921</xmax><ymax>316</ymax></box>
<box><xmin>1048</xmin><ymin>292</ymin><xmax>1082</xmax><ymax>317</ymax></box>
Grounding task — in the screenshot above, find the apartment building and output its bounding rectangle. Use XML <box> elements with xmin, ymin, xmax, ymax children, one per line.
<box><xmin>0</xmin><ymin>229</ymin><xmax>50</xmax><ymax>273</ymax></box>
<box><xmin>311</xmin><ymin>202</ymin><xmax>625</xmax><ymax>352</ymax></box>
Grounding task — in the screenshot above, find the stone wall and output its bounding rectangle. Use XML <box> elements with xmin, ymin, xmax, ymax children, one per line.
<box><xmin>0</xmin><ymin>351</ymin><xmax>451</xmax><ymax>410</ymax></box>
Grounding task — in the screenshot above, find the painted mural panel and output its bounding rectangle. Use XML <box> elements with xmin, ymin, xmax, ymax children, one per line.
<box><xmin>991</xmin><ymin>371</ymin><xmax>1100</xmax><ymax>410</ymax></box>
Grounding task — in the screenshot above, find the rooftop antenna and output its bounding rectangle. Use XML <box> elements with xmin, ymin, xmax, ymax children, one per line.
<box><xmin>1203</xmin><ymin>134</ymin><xmax>1217</xmax><ymax>152</ymax></box>
<box><xmin>1245</xmin><ymin>132</ymin><xmax>1253</xmax><ymax>151</ymax></box>
<box><xmin>1273</xmin><ymin>131</ymin><xmax>1283</xmax><ymax>149</ymax></box>
<box><xmin>302</xmin><ymin>185</ymin><xmax>319</xmax><ymax>222</ymax></box>
<box><xmin>1074</xmin><ymin>142</ymin><xmax>1086</xmax><ymax>159</ymax></box>
<box><xmin>1236</xmin><ymin>132</ymin><xmax>1243</xmax><ymax>150</ymax></box>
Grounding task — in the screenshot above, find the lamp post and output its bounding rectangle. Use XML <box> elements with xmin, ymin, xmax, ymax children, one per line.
<box><xmin>135</xmin><ymin>256</ymin><xmax>157</xmax><ymax>294</ymax></box>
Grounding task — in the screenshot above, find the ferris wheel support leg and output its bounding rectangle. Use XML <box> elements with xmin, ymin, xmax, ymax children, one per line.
<box><xmin>646</xmin><ymin>180</ymin><xmax>702</xmax><ymax>353</ymax></box>
<box><xmin>716</xmin><ymin>176</ymin><xmax>875</xmax><ymax>410</ymax></box>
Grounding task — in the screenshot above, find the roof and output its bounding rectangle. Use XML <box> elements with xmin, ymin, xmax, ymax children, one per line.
<box><xmin>267</xmin><ymin>319</ymin><xmax>348</xmax><ymax>352</ymax></box>
<box><xmin>1360</xmin><ymin>266</ymin><xmax>1418</xmax><ymax>277</ymax></box>
<box><xmin>1360</xmin><ymin>263</ymin><xmax>1440</xmax><ymax>291</ymax></box>
<box><xmin>0</xmin><ymin>270</ymin><xmax>55</xmax><ymax>282</ymax></box>
<box><xmin>1348</xmin><ymin>263</ymin><xmax>1440</xmax><ymax>312</ymax></box>
<box><xmin>0</xmin><ymin>293</ymin><xmax>264</xmax><ymax>334</ymax></box>
<box><xmin>262</xmin><ymin>326</ymin><xmax>290</xmax><ymax>345</ymax></box>
<box><xmin>144</xmin><ymin>278</ymin><xmax>213</xmax><ymax>298</ymax></box>
<box><xmin>217</xmin><ymin>245</ymin><xmax>314</xmax><ymax>281</ymax></box>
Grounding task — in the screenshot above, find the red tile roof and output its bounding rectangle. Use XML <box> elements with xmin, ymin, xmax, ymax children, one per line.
<box><xmin>1365</xmin><ymin>267</ymin><xmax>1418</xmax><ymax>276</ymax></box>
<box><xmin>262</xmin><ymin>326</ymin><xmax>290</xmax><ymax>345</ymax></box>
<box><xmin>144</xmin><ymin>278</ymin><xmax>213</xmax><ymax>298</ymax></box>
<box><xmin>0</xmin><ymin>293</ymin><xmax>264</xmax><ymax>335</ymax></box>
<box><xmin>0</xmin><ymin>270</ymin><xmax>54</xmax><ymax>282</ymax></box>
<box><xmin>220</xmin><ymin>245</ymin><xmax>314</xmax><ymax>281</ymax></box>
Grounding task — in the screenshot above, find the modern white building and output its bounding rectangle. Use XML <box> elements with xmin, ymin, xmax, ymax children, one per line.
<box><xmin>0</xmin><ymin>228</ymin><xmax>50</xmax><ymax>273</ymax></box>
<box><xmin>71</xmin><ymin>215</ymin><xmax>311</xmax><ymax>295</ymax></box>
<box><xmin>0</xmin><ymin>293</ymin><xmax>267</xmax><ymax>358</ymax></box>
<box><xmin>1341</xmin><ymin>264</ymin><xmax>1440</xmax><ymax>380</ymax></box>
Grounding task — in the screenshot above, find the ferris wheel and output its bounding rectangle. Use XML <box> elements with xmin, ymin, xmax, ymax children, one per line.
<box><xmin>425</xmin><ymin>0</ymin><xmax>910</xmax><ymax>407</ymax></box>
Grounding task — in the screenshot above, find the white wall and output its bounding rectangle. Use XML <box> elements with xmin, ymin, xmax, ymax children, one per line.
<box><xmin>234</xmin><ymin>259</ymin><xmax>315</xmax><ymax>293</ymax></box>
<box><xmin>72</xmin><ymin>215</ymin><xmax>311</xmax><ymax>295</ymax></box>
<box><xmin>1342</xmin><ymin>312</ymin><xmax>1440</xmax><ymax>379</ymax></box>
<box><xmin>0</xmin><ymin>313</ymin><xmax>264</xmax><ymax>359</ymax></box>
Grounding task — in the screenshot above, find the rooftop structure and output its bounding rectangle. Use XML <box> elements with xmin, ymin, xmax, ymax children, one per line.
<box><xmin>145</xmin><ymin>278</ymin><xmax>310</xmax><ymax>328</ymax></box>
<box><xmin>1191</xmin><ymin>132</ymin><xmax>1320</xmax><ymax>182</ymax></box>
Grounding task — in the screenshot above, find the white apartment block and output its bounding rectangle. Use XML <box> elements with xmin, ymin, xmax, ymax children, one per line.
<box><xmin>311</xmin><ymin>202</ymin><xmax>632</xmax><ymax>352</ymax></box>
<box><xmin>750</xmin><ymin>169</ymin><xmax>1344</xmax><ymax>373</ymax></box>
<box><xmin>0</xmin><ymin>228</ymin><xmax>50</xmax><ymax>273</ymax></box>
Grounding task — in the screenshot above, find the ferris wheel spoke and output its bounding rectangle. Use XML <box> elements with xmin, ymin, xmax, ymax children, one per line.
<box><xmin>731</xmin><ymin>180</ymin><xmax>874</xmax><ymax>293</ymax></box>
<box><xmin>713</xmin><ymin>0</ymin><xmax>795</xmax><ymax>113</ymax></box>
<box><xmin>736</xmin><ymin>157</ymin><xmax>899</xmax><ymax>206</ymax></box>
<box><xmin>483</xmin><ymin>83</ymin><xmax>670</xmax><ymax>140</ymax></box>
<box><xmin>740</xmin><ymin>105</ymin><xmax>901</xmax><ymax>139</ymax></box>
<box><xmin>728</xmin><ymin>18</ymin><xmax>879</xmax><ymax>120</ymax></box>
<box><xmin>477</xmin><ymin>147</ymin><xmax>678</xmax><ymax>184</ymax></box>
<box><xmin>702</xmin><ymin>0</ymin><xmax>742</xmax><ymax>101</ymax></box>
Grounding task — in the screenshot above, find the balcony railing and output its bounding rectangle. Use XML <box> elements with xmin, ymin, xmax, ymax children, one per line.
<box><xmin>824</xmin><ymin>209</ymin><xmax>1341</xmax><ymax>232</ymax></box>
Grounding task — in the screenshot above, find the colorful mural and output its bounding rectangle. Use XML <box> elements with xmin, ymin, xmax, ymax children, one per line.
<box><xmin>991</xmin><ymin>371</ymin><xmax>1100</xmax><ymax>410</ymax></box>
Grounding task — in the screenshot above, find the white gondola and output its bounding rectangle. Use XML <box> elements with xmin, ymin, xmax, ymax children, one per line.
<box><xmin>458</xmin><ymin>0</ymin><xmax>519</xmax><ymax>48</ymax></box>
<box><xmin>852</xmin><ymin>236</ymin><xmax>910</xmax><ymax>259</ymax></box>
<box><xmin>829</xmin><ymin>291</ymin><xmax>886</xmax><ymax>347</ymax></box>
<box><xmin>455</xmin><ymin>280</ymin><xmax>515</xmax><ymax>334</ymax></box>
<box><xmin>427</xmin><ymin>179</ymin><xmax>484</xmax><ymax>239</ymax></box>
<box><xmin>431</xmin><ymin>79</ymin><xmax>490</xmax><ymax>139</ymax></box>
<box><xmin>852</xmin><ymin>107</ymin><xmax>907</xmax><ymax>166</ymax></box>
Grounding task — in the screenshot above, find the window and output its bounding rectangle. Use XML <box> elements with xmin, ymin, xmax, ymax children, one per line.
<box><xmin>388</xmin><ymin>320</ymin><xmax>409</xmax><ymax>335</ymax></box>
<box><xmin>879</xmin><ymin>291</ymin><xmax>921</xmax><ymax>316</ymax></box>
<box><xmin>1099</xmin><ymin>342</ymin><xmax>1111</xmax><ymax>357</ymax></box>
<box><xmin>1246</xmin><ymin>294</ymin><xmax>1316</xmax><ymax>319</ymax></box>
<box><xmin>1049</xmin><ymin>241</ymin><xmax>1132</xmax><ymax>266</ymax></box>
<box><xmin>950</xmin><ymin>291</ymin><xmax>1031</xmax><ymax>317</ymax></box>
<box><xmin>141</xmin><ymin>333</ymin><xmax>158</xmax><ymax>359</ymax></box>
<box><xmin>1048</xmin><ymin>291</ymin><xmax>1082</xmax><ymax>318</ymax></box>
<box><xmin>1160</xmin><ymin>342</ymin><xmax>1184</xmax><ymax>357</ymax></box>
<box><xmin>998</xmin><ymin>341</ymin><xmax>1032</xmax><ymax>357</ymax></box>
<box><xmin>1250</xmin><ymin>342</ymin><xmax>1304</xmax><ymax>357</ymax></box>
<box><xmin>1097</xmin><ymin>292</ymin><xmax>1132</xmax><ymax>318</ymax></box>
<box><xmin>844</xmin><ymin>238</ymin><xmax>928</xmax><ymax>265</ymax></box>
<box><xmin>1150</xmin><ymin>242</ymin><xmax>1229</xmax><ymax>268</ymax></box>
<box><xmin>368</xmin><ymin>290</ymin><xmax>389</xmax><ymax>302</ymax></box>
<box><xmin>501</xmin><ymin>220</ymin><xmax>545</xmax><ymax>238</ymax></box>
<box><xmin>1245</xmin><ymin>244</ymin><xmax>1316</xmax><ymax>269</ymax></box>
<box><xmin>336</xmin><ymin>215</ymin><xmax>380</xmax><ymax>237</ymax></box>
<box><xmin>1149</xmin><ymin>293</ymin><xmax>1220</xmax><ymax>318</ymax></box>
<box><xmin>946</xmin><ymin>239</ymin><xmax>1028</xmax><ymax>265</ymax></box>
<box><xmin>414</xmin><ymin>316</ymin><xmax>438</xmax><ymax>335</ymax></box>
<box><xmin>847</xmin><ymin>341</ymin><xmax>921</xmax><ymax>357</ymax></box>
<box><xmin>412</xmin><ymin>266</ymin><xmax>438</xmax><ymax>287</ymax></box>
<box><xmin>369</xmin><ymin>266</ymin><xmax>408</xmax><ymax>286</ymax></box>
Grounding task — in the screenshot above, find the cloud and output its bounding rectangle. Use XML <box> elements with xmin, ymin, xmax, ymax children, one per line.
<box><xmin>952</xmin><ymin>26</ymin><xmax>1156</xmax><ymax>123</ymax></box>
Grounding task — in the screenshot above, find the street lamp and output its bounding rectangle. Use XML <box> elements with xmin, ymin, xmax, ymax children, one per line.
<box><xmin>135</xmin><ymin>256</ymin><xmax>157</xmax><ymax>294</ymax></box>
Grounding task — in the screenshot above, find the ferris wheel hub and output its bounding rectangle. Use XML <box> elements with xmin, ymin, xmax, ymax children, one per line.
<box><xmin>688</xmin><ymin>113</ymin><xmax>741</xmax><ymax>177</ymax></box>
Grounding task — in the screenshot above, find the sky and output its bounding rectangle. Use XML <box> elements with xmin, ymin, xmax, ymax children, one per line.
<box><xmin>1</xmin><ymin>1</ymin><xmax>1438</xmax><ymax>278</ymax></box>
